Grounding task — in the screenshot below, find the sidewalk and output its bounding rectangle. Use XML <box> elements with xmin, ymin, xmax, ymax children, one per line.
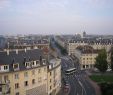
<box><xmin>85</xmin><ymin>71</ymin><xmax>101</xmax><ymax>95</ymax></box>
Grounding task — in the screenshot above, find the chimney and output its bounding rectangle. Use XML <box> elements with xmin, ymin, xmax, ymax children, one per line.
<box><xmin>16</xmin><ymin>49</ymin><xmax>18</xmax><ymax>54</ymax></box>
<box><xmin>25</xmin><ymin>48</ymin><xmax>27</xmax><ymax>52</ymax></box>
<box><xmin>40</xmin><ymin>56</ymin><xmax>42</xmax><ymax>62</ymax></box>
<box><xmin>7</xmin><ymin>49</ymin><xmax>9</xmax><ymax>55</ymax></box>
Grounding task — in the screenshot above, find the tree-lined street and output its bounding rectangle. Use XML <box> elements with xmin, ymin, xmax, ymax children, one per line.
<box><xmin>50</xmin><ymin>38</ymin><xmax>96</xmax><ymax>95</ymax></box>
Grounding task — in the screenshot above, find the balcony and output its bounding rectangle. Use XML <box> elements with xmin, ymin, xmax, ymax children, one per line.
<box><xmin>0</xmin><ymin>81</ymin><xmax>10</xmax><ymax>95</ymax></box>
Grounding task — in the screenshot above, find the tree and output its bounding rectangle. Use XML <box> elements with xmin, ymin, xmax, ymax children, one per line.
<box><xmin>111</xmin><ymin>47</ymin><xmax>113</xmax><ymax>71</ymax></box>
<box><xmin>95</xmin><ymin>49</ymin><xmax>108</xmax><ymax>73</ymax></box>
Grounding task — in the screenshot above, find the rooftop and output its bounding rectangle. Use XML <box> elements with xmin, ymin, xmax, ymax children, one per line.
<box><xmin>69</xmin><ymin>38</ymin><xmax>113</xmax><ymax>44</ymax></box>
<box><xmin>0</xmin><ymin>49</ymin><xmax>46</xmax><ymax>72</ymax></box>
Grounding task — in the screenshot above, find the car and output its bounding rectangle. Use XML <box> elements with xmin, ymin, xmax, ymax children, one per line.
<box><xmin>63</xmin><ymin>83</ymin><xmax>70</xmax><ymax>93</ymax></box>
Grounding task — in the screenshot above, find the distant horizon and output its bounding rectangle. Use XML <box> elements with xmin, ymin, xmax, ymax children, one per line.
<box><xmin>0</xmin><ymin>32</ymin><xmax>113</xmax><ymax>36</ymax></box>
<box><xmin>0</xmin><ymin>0</ymin><xmax>113</xmax><ymax>35</ymax></box>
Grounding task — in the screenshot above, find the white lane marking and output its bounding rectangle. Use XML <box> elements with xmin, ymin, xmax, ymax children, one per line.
<box><xmin>78</xmin><ymin>80</ymin><xmax>87</xmax><ymax>95</ymax></box>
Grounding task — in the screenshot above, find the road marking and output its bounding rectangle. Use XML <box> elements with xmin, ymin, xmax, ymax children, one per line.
<box><xmin>78</xmin><ymin>80</ymin><xmax>87</xmax><ymax>95</ymax></box>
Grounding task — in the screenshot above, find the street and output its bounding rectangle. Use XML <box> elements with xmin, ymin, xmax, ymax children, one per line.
<box><xmin>51</xmin><ymin>39</ymin><xmax>96</xmax><ymax>95</ymax></box>
<box><xmin>61</xmin><ymin>56</ymin><xmax>96</xmax><ymax>95</ymax></box>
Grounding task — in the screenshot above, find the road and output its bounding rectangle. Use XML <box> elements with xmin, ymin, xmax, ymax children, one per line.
<box><xmin>51</xmin><ymin>39</ymin><xmax>96</xmax><ymax>95</ymax></box>
<box><xmin>62</xmin><ymin>56</ymin><xmax>96</xmax><ymax>95</ymax></box>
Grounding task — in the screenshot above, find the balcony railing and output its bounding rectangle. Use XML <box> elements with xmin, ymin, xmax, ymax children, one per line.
<box><xmin>0</xmin><ymin>80</ymin><xmax>10</xmax><ymax>95</ymax></box>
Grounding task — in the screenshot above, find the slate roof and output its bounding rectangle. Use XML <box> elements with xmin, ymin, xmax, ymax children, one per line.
<box><xmin>69</xmin><ymin>38</ymin><xmax>113</xmax><ymax>44</ymax></box>
<box><xmin>0</xmin><ymin>49</ymin><xmax>45</xmax><ymax>71</ymax></box>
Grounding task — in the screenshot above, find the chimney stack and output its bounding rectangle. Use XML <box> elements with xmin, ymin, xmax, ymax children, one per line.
<box><xmin>7</xmin><ymin>49</ymin><xmax>9</xmax><ymax>55</ymax></box>
<box><xmin>25</xmin><ymin>48</ymin><xmax>27</xmax><ymax>52</ymax></box>
<box><xmin>16</xmin><ymin>49</ymin><xmax>18</xmax><ymax>54</ymax></box>
<box><xmin>40</xmin><ymin>56</ymin><xmax>42</xmax><ymax>62</ymax></box>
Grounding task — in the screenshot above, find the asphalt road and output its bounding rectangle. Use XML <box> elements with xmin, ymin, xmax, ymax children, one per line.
<box><xmin>51</xmin><ymin>39</ymin><xmax>96</xmax><ymax>95</ymax></box>
<box><xmin>61</xmin><ymin>56</ymin><xmax>96</xmax><ymax>95</ymax></box>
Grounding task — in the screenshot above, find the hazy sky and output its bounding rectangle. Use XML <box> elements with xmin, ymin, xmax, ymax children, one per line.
<box><xmin>0</xmin><ymin>0</ymin><xmax>113</xmax><ymax>35</ymax></box>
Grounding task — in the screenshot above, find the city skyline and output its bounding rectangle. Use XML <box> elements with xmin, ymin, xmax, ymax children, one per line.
<box><xmin>0</xmin><ymin>0</ymin><xmax>113</xmax><ymax>35</ymax></box>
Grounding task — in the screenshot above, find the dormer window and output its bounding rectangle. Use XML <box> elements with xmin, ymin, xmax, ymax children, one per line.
<box><xmin>36</xmin><ymin>60</ymin><xmax>40</xmax><ymax>66</ymax></box>
<box><xmin>42</xmin><ymin>59</ymin><xmax>46</xmax><ymax>65</ymax></box>
<box><xmin>13</xmin><ymin>64</ymin><xmax>19</xmax><ymax>71</ymax></box>
<box><xmin>25</xmin><ymin>62</ymin><xmax>31</xmax><ymax>68</ymax></box>
<box><xmin>4</xmin><ymin>65</ymin><xmax>8</xmax><ymax>70</ymax></box>
<box><xmin>1</xmin><ymin>65</ymin><xmax>9</xmax><ymax>72</ymax></box>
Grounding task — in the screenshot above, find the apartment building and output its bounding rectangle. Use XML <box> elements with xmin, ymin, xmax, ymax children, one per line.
<box><xmin>68</xmin><ymin>40</ymin><xmax>88</xmax><ymax>55</ymax></box>
<box><xmin>68</xmin><ymin>38</ymin><xmax>113</xmax><ymax>55</ymax></box>
<box><xmin>5</xmin><ymin>38</ymin><xmax>49</xmax><ymax>51</ymax></box>
<box><xmin>47</xmin><ymin>58</ymin><xmax>61</xmax><ymax>95</ymax></box>
<box><xmin>0</xmin><ymin>49</ymin><xmax>61</xmax><ymax>95</ymax></box>
<box><xmin>75</xmin><ymin>45</ymin><xmax>98</xmax><ymax>69</ymax></box>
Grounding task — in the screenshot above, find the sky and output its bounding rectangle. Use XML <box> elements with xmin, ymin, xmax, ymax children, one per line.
<box><xmin>0</xmin><ymin>0</ymin><xmax>113</xmax><ymax>35</ymax></box>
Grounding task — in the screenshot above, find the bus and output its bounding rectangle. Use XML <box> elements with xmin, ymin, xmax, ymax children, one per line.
<box><xmin>65</xmin><ymin>68</ymin><xmax>76</xmax><ymax>75</ymax></box>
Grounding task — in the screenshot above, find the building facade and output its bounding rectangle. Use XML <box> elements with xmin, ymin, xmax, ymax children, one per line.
<box><xmin>0</xmin><ymin>49</ymin><xmax>61</xmax><ymax>95</ymax></box>
<box><xmin>75</xmin><ymin>45</ymin><xmax>98</xmax><ymax>69</ymax></box>
<box><xmin>47</xmin><ymin>58</ymin><xmax>61</xmax><ymax>95</ymax></box>
<box><xmin>68</xmin><ymin>39</ymin><xmax>113</xmax><ymax>55</ymax></box>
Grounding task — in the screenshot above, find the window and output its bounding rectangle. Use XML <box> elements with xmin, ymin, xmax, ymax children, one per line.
<box><xmin>38</xmin><ymin>69</ymin><xmax>41</xmax><ymax>73</ymax></box>
<box><xmin>86</xmin><ymin>65</ymin><xmax>89</xmax><ymax>68</ymax></box>
<box><xmin>50</xmin><ymin>79</ymin><xmax>52</xmax><ymax>83</ymax></box>
<box><xmin>15</xmin><ymin>74</ymin><xmax>19</xmax><ymax>79</ymax></box>
<box><xmin>4</xmin><ymin>75</ymin><xmax>8</xmax><ymax>80</ymax></box>
<box><xmin>50</xmin><ymin>72</ymin><xmax>52</xmax><ymax>76</ymax></box>
<box><xmin>24</xmin><ymin>81</ymin><xmax>28</xmax><ymax>86</ymax></box>
<box><xmin>50</xmin><ymin>86</ymin><xmax>52</xmax><ymax>90</ymax></box>
<box><xmin>32</xmin><ymin>79</ymin><xmax>35</xmax><ymax>84</ymax></box>
<box><xmin>36</xmin><ymin>61</ymin><xmax>40</xmax><ymax>66</ymax></box>
<box><xmin>4</xmin><ymin>65</ymin><xmax>8</xmax><ymax>70</ymax></box>
<box><xmin>4</xmin><ymin>75</ymin><xmax>8</xmax><ymax>83</ymax></box>
<box><xmin>31</xmin><ymin>61</ymin><xmax>35</xmax><ymax>67</ymax></box>
<box><xmin>13</xmin><ymin>64</ymin><xmax>19</xmax><ymax>70</ymax></box>
<box><xmin>0</xmin><ymin>86</ymin><xmax>2</xmax><ymax>92</ymax></box>
<box><xmin>83</xmin><ymin>58</ymin><xmax>85</xmax><ymax>60</ymax></box>
<box><xmin>15</xmin><ymin>92</ymin><xmax>19</xmax><ymax>95</ymax></box>
<box><xmin>44</xmin><ymin>67</ymin><xmax>46</xmax><ymax>72</ymax></box>
<box><xmin>38</xmin><ymin>77</ymin><xmax>41</xmax><ymax>82</ymax></box>
<box><xmin>32</xmin><ymin>61</ymin><xmax>34</xmax><ymax>65</ymax></box>
<box><xmin>32</xmin><ymin>70</ymin><xmax>35</xmax><ymax>75</ymax></box>
<box><xmin>15</xmin><ymin>83</ymin><xmax>19</xmax><ymax>89</ymax></box>
<box><xmin>83</xmin><ymin>65</ymin><xmax>85</xmax><ymax>68</ymax></box>
<box><xmin>24</xmin><ymin>72</ymin><xmax>28</xmax><ymax>77</ymax></box>
<box><xmin>43</xmin><ymin>60</ymin><xmax>46</xmax><ymax>65</ymax></box>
